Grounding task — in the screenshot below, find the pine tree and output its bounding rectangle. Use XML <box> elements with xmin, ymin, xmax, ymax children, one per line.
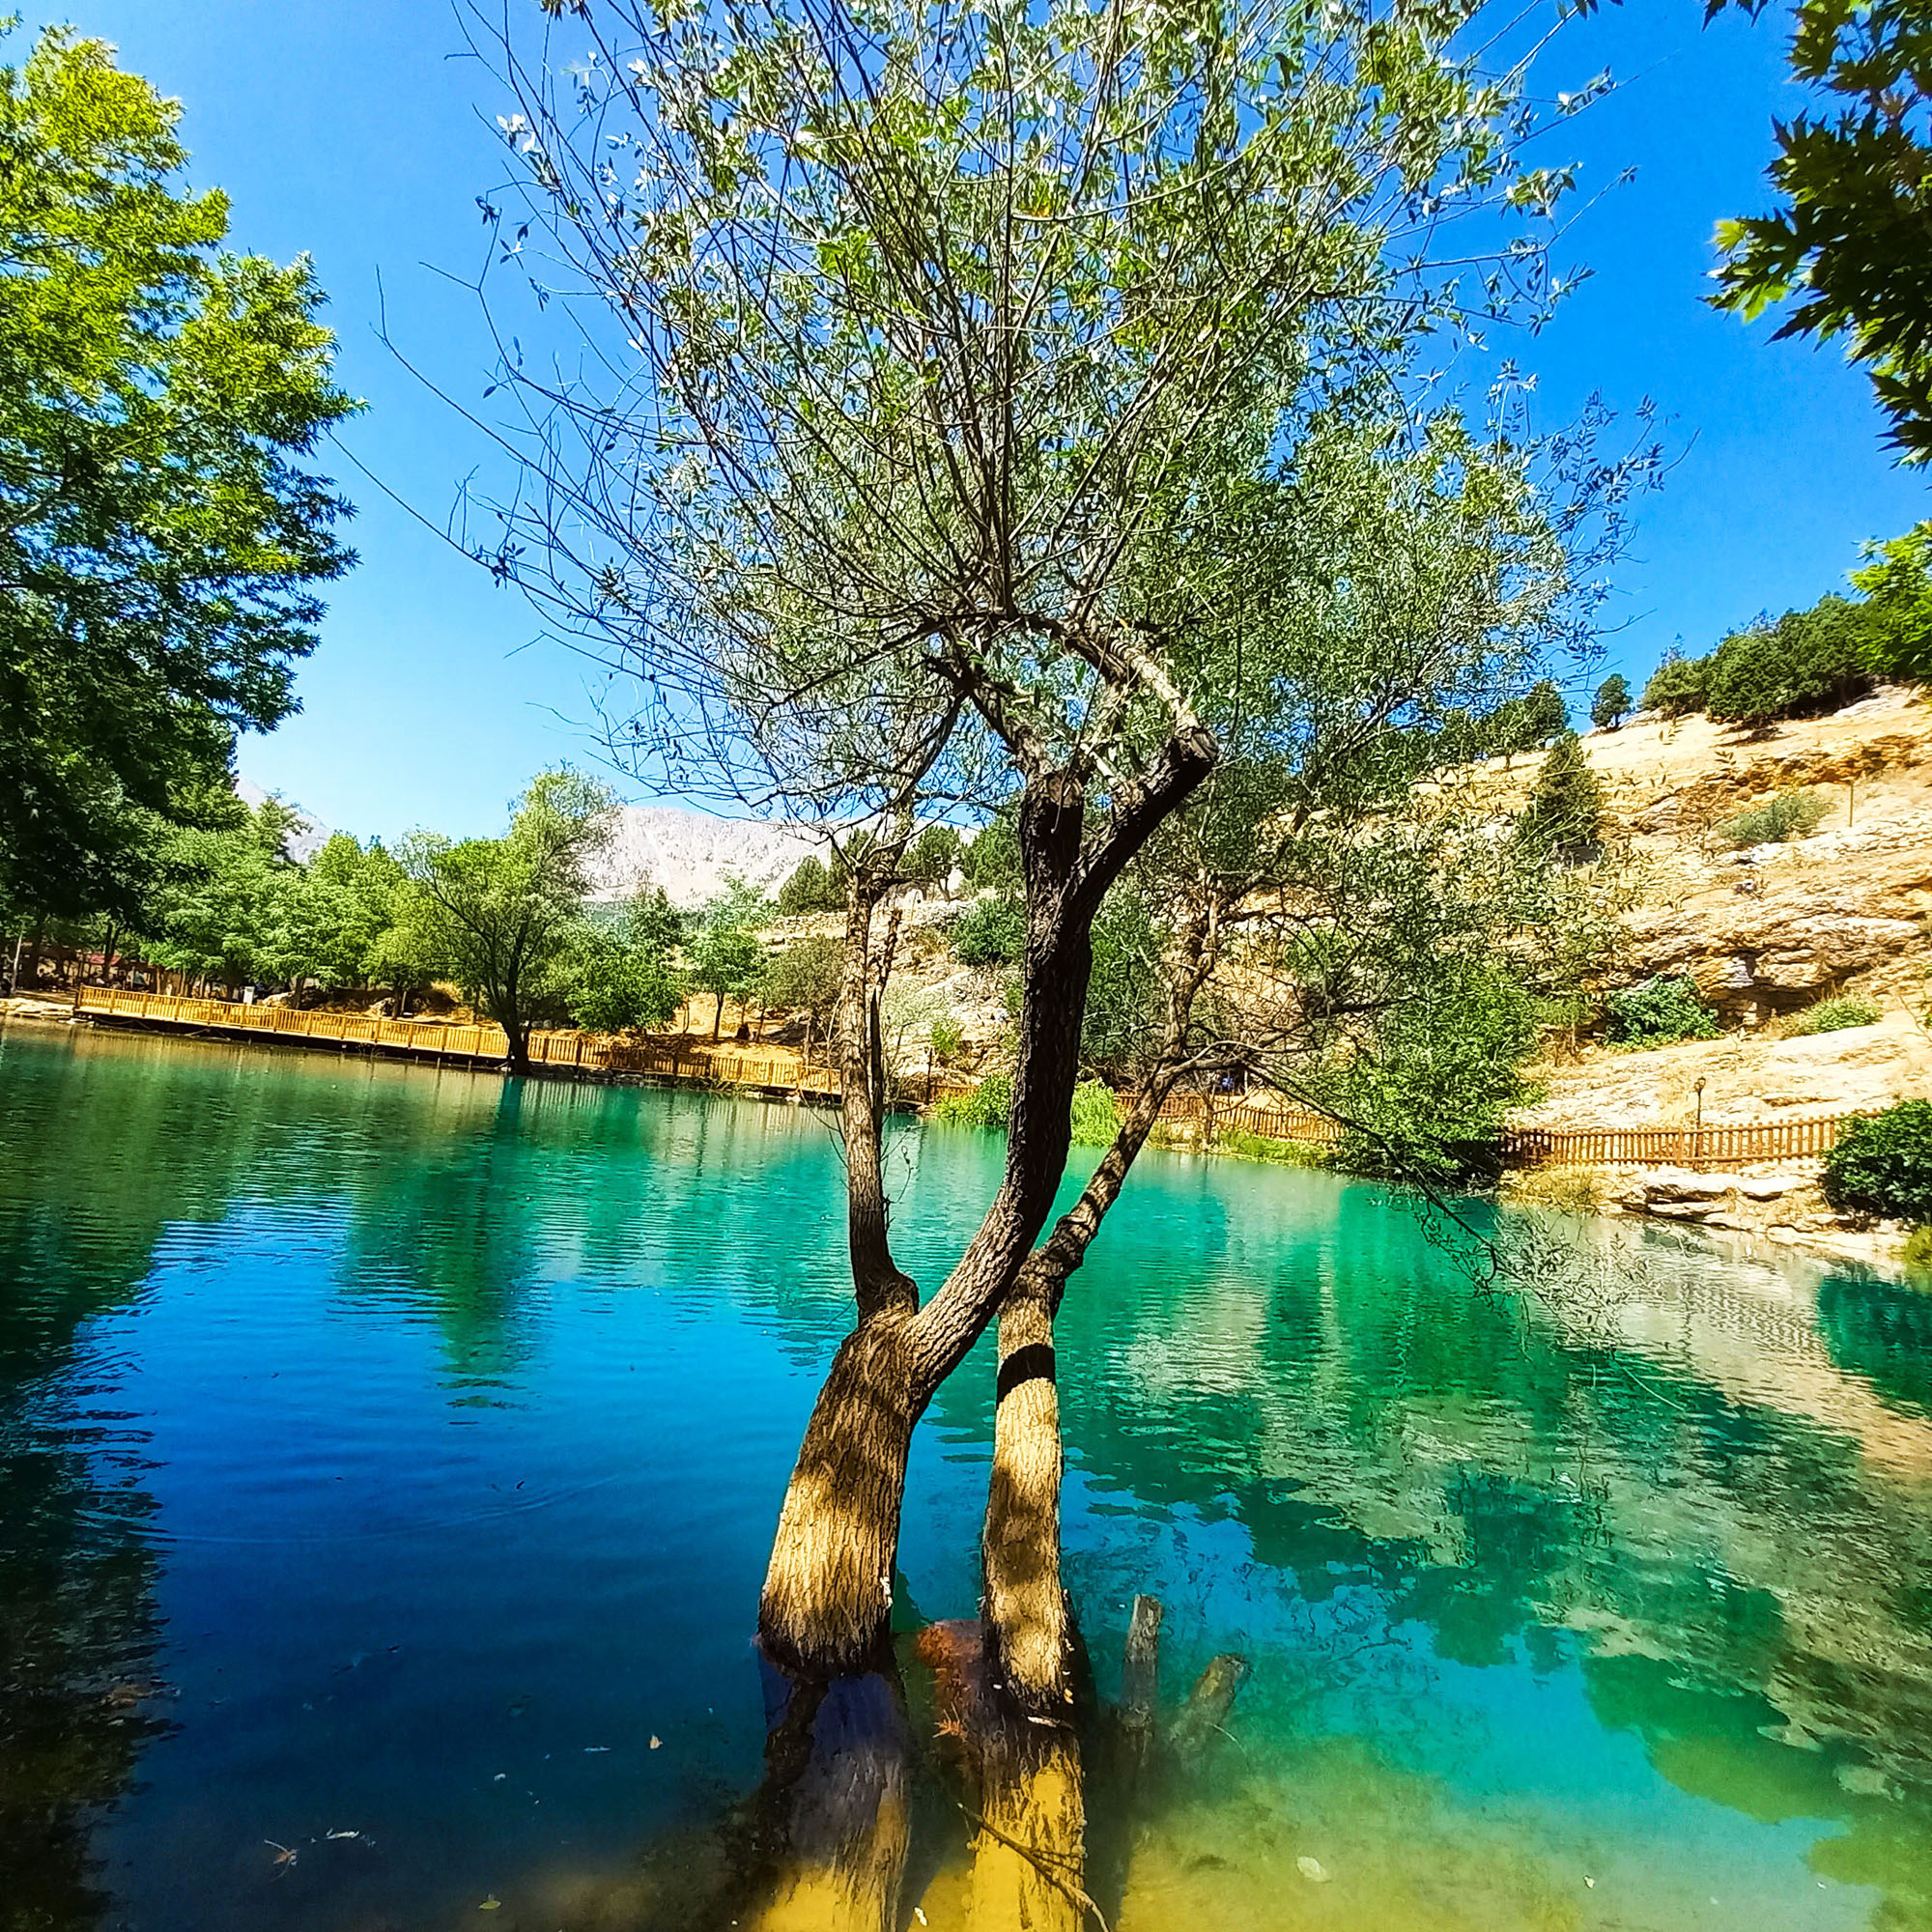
<box><xmin>1590</xmin><ymin>673</ymin><xmax>1633</xmax><ymax>730</ymax></box>
<box><xmin>1517</xmin><ymin>731</ymin><xmax>1605</xmax><ymax>863</ymax></box>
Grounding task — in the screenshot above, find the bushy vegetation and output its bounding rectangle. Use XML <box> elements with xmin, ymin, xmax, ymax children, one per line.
<box><xmin>1789</xmin><ymin>994</ymin><xmax>1882</xmax><ymax>1036</ymax></box>
<box><xmin>1211</xmin><ymin>1126</ymin><xmax>1329</xmax><ymax>1168</ymax></box>
<box><xmin>933</xmin><ymin>1070</ymin><xmax>1012</xmax><ymax>1128</ymax></box>
<box><xmin>1716</xmin><ymin>787</ymin><xmax>1828</xmax><ymax>846</ymax></box>
<box><xmin>1823</xmin><ymin>1101</ymin><xmax>1932</xmax><ymax>1221</ymax></box>
<box><xmin>1068</xmin><ymin>1080</ymin><xmax>1121</xmax><ymax>1147</ymax></box>
<box><xmin>1704</xmin><ymin>599</ymin><xmax>1873</xmax><ymax>727</ymax></box>
<box><xmin>1641</xmin><ymin>652</ymin><xmax>1709</xmax><ymax>718</ymax></box>
<box><xmin>1516</xmin><ymin>731</ymin><xmax>1604</xmax><ymax>863</ymax></box>
<box><xmin>950</xmin><ymin>893</ymin><xmax>1026</xmax><ymax>967</ymax></box>
<box><xmin>1604</xmin><ymin>976</ymin><xmax>1721</xmax><ymax>1046</ymax></box>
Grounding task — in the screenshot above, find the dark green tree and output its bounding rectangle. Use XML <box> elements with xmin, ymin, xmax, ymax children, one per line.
<box><xmin>1590</xmin><ymin>672</ymin><xmax>1633</xmax><ymax>730</ymax></box>
<box><xmin>1516</xmin><ymin>731</ymin><xmax>1605</xmax><ymax>863</ymax></box>
<box><xmin>0</xmin><ymin>28</ymin><xmax>355</xmax><ymax>921</ymax></box>
<box><xmin>1704</xmin><ymin>597</ymin><xmax>1873</xmax><ymax>727</ymax></box>
<box><xmin>565</xmin><ymin>890</ymin><xmax>685</xmax><ymax>1033</ymax></box>
<box><xmin>776</xmin><ymin>854</ymin><xmax>843</xmax><ymax>916</ymax></box>
<box><xmin>1641</xmin><ymin>651</ymin><xmax>1710</xmax><ymax>718</ymax></box>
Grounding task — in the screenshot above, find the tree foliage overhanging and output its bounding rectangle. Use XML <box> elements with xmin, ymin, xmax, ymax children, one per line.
<box><xmin>0</xmin><ymin>26</ymin><xmax>357</xmax><ymax>922</ymax></box>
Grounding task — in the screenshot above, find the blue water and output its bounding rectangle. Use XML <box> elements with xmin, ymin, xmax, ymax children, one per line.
<box><xmin>1</xmin><ymin>1021</ymin><xmax>1929</xmax><ymax>1930</ymax></box>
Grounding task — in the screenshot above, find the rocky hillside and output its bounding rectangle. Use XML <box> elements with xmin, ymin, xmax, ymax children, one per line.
<box><xmin>1507</xmin><ymin>687</ymin><xmax>1932</xmax><ymax>1134</ymax></box>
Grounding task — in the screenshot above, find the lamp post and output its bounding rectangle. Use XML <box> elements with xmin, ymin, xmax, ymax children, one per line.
<box><xmin>1693</xmin><ymin>1076</ymin><xmax>1707</xmax><ymax>1170</ymax></box>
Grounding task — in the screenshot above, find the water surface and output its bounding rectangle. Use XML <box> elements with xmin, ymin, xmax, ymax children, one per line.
<box><xmin>1</xmin><ymin>1022</ymin><xmax>1929</xmax><ymax>1930</ymax></box>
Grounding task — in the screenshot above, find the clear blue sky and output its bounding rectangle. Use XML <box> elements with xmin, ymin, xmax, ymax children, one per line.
<box><xmin>43</xmin><ymin>0</ymin><xmax>1931</xmax><ymax>840</ymax></box>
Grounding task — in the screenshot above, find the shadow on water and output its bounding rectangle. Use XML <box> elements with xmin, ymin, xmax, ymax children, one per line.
<box><xmin>1</xmin><ymin>1026</ymin><xmax>1931</xmax><ymax>1929</ymax></box>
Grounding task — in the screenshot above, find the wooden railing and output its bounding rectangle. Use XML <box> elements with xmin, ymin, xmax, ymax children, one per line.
<box><xmin>1151</xmin><ymin>1091</ymin><xmax>1345</xmax><ymax>1145</ymax></box>
<box><xmin>75</xmin><ymin>987</ymin><xmax>839</xmax><ymax>1094</ymax></box>
<box><xmin>1499</xmin><ymin>1112</ymin><xmax>1869</xmax><ymax>1170</ymax></box>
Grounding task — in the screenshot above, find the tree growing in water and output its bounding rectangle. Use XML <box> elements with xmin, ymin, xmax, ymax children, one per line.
<box><xmin>464</xmin><ymin>0</ymin><xmax>1644</xmax><ymax>1916</ymax></box>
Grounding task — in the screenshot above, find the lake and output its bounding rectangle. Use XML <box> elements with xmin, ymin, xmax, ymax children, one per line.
<box><xmin>1</xmin><ymin>1021</ymin><xmax>1929</xmax><ymax>1931</ymax></box>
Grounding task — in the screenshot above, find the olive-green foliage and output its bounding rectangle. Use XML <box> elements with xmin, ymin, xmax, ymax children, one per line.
<box><xmin>0</xmin><ymin>27</ymin><xmax>355</xmax><ymax>922</ymax></box>
<box><xmin>1320</xmin><ymin>959</ymin><xmax>1543</xmax><ymax>1179</ymax></box>
<box><xmin>1717</xmin><ymin>787</ymin><xmax>1828</xmax><ymax>846</ymax></box>
<box><xmin>1641</xmin><ymin>652</ymin><xmax>1709</xmax><ymax>718</ymax></box>
<box><xmin>1590</xmin><ymin>673</ymin><xmax>1633</xmax><ymax>730</ymax></box>
<box><xmin>1788</xmin><ymin>994</ymin><xmax>1881</xmax><ymax>1037</ymax></box>
<box><xmin>1068</xmin><ymin>1079</ymin><xmax>1121</xmax><ymax>1147</ymax></box>
<box><xmin>761</xmin><ymin>933</ymin><xmax>843</xmax><ymax>1034</ymax></box>
<box><xmin>689</xmin><ymin>879</ymin><xmax>771</xmax><ymax>1035</ymax></box>
<box><xmin>1211</xmin><ymin>1127</ymin><xmax>1329</xmax><ymax>1167</ymax></box>
<box><xmin>1902</xmin><ymin>1222</ymin><xmax>1932</xmax><ymax>1275</ymax></box>
<box><xmin>1823</xmin><ymin>1101</ymin><xmax>1932</xmax><ymax>1220</ymax></box>
<box><xmin>951</xmin><ymin>894</ymin><xmax>1025</xmax><ymax>968</ymax></box>
<box><xmin>928</xmin><ymin>1019</ymin><xmax>963</xmax><ymax>1060</ymax></box>
<box><xmin>1516</xmin><ymin>731</ymin><xmax>1604</xmax><ymax>862</ymax></box>
<box><xmin>933</xmin><ymin>1070</ymin><xmax>1012</xmax><ymax>1128</ymax></box>
<box><xmin>1704</xmin><ymin>599</ymin><xmax>1873</xmax><ymax>726</ymax></box>
<box><xmin>906</xmin><ymin>824</ymin><xmax>963</xmax><ymax>888</ymax></box>
<box><xmin>1604</xmin><ymin>975</ymin><xmax>1721</xmax><ymax>1047</ymax></box>
<box><xmin>565</xmin><ymin>891</ymin><xmax>685</xmax><ymax>1034</ymax></box>
<box><xmin>401</xmin><ymin>769</ymin><xmax>616</xmax><ymax>1061</ymax></box>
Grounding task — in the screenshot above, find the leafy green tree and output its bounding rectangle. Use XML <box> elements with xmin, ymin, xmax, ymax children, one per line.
<box><xmin>905</xmin><ymin>823</ymin><xmax>964</xmax><ymax>891</ymax></box>
<box><xmin>1709</xmin><ymin>0</ymin><xmax>1932</xmax><ymax>462</ymax></box>
<box><xmin>1705</xmin><ymin>597</ymin><xmax>1873</xmax><ymax>727</ymax></box>
<box><xmin>959</xmin><ymin>818</ymin><xmax>1020</xmax><ymax>892</ymax></box>
<box><xmin>1852</xmin><ymin>521</ymin><xmax>1932</xmax><ymax>679</ymax></box>
<box><xmin>565</xmin><ymin>891</ymin><xmax>685</xmax><ymax>1034</ymax></box>
<box><xmin>1081</xmin><ymin>890</ymin><xmax>1163</xmax><ymax>1080</ymax></box>
<box><xmin>1641</xmin><ymin>651</ymin><xmax>1710</xmax><ymax>718</ymax></box>
<box><xmin>1590</xmin><ymin>673</ymin><xmax>1633</xmax><ymax>730</ymax></box>
<box><xmin>402</xmin><ymin>770</ymin><xmax>615</xmax><ymax>1071</ymax></box>
<box><xmin>0</xmin><ymin>28</ymin><xmax>355</xmax><ymax>922</ymax></box>
<box><xmin>690</xmin><ymin>881</ymin><xmax>770</xmax><ymax>1039</ymax></box>
<box><xmin>139</xmin><ymin>796</ymin><xmax>303</xmax><ymax>991</ymax></box>
<box><xmin>1516</xmin><ymin>731</ymin><xmax>1605</xmax><ymax>863</ymax></box>
<box><xmin>760</xmin><ymin>934</ymin><xmax>844</xmax><ymax>1056</ymax></box>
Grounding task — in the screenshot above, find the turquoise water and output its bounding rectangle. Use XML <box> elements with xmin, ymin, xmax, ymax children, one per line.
<box><xmin>1</xmin><ymin>1022</ymin><xmax>1929</xmax><ymax>1931</ymax></box>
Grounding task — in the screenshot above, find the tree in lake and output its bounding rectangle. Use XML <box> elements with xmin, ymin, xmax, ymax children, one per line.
<box><xmin>401</xmin><ymin>770</ymin><xmax>615</xmax><ymax>1072</ymax></box>
<box><xmin>466</xmin><ymin>0</ymin><xmax>1646</xmax><ymax>1916</ymax></box>
<box><xmin>0</xmin><ymin>27</ymin><xmax>355</xmax><ymax>927</ymax></box>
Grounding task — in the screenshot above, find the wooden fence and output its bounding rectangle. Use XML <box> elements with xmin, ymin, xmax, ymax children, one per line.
<box><xmin>1498</xmin><ymin>1112</ymin><xmax>1868</xmax><ymax>1170</ymax></box>
<box><xmin>75</xmin><ymin>987</ymin><xmax>841</xmax><ymax>1094</ymax></box>
<box><xmin>1151</xmin><ymin>1091</ymin><xmax>1345</xmax><ymax>1145</ymax></box>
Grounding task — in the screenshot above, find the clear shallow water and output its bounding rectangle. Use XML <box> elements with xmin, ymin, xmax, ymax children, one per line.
<box><xmin>1</xmin><ymin>1024</ymin><xmax>1930</xmax><ymax>1932</ymax></box>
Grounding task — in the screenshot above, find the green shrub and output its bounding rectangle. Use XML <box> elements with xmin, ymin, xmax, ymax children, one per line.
<box><xmin>1212</xmin><ymin>1126</ymin><xmax>1329</xmax><ymax>1167</ymax></box>
<box><xmin>1788</xmin><ymin>995</ymin><xmax>1881</xmax><ymax>1036</ymax></box>
<box><xmin>934</xmin><ymin>1069</ymin><xmax>1012</xmax><ymax>1127</ymax></box>
<box><xmin>1902</xmin><ymin>1223</ymin><xmax>1932</xmax><ymax>1276</ymax></box>
<box><xmin>1641</xmin><ymin>653</ymin><xmax>1709</xmax><ymax>718</ymax></box>
<box><xmin>929</xmin><ymin>1019</ymin><xmax>963</xmax><ymax>1060</ymax></box>
<box><xmin>1604</xmin><ymin>975</ymin><xmax>1720</xmax><ymax>1046</ymax></box>
<box><xmin>1069</xmin><ymin>1079</ymin><xmax>1121</xmax><ymax>1146</ymax></box>
<box><xmin>1704</xmin><ymin>599</ymin><xmax>1873</xmax><ymax>728</ymax></box>
<box><xmin>1716</xmin><ymin>787</ymin><xmax>1828</xmax><ymax>846</ymax></box>
<box><xmin>1823</xmin><ymin>1100</ymin><xmax>1932</xmax><ymax>1220</ymax></box>
<box><xmin>951</xmin><ymin>894</ymin><xmax>1026</xmax><ymax>966</ymax></box>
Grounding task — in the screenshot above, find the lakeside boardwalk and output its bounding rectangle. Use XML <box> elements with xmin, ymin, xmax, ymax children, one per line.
<box><xmin>73</xmin><ymin>985</ymin><xmax>841</xmax><ymax>1097</ymax></box>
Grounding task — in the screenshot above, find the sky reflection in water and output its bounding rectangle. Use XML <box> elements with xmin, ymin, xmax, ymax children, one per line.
<box><xmin>0</xmin><ymin>1022</ymin><xmax>1928</xmax><ymax>1931</ymax></box>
